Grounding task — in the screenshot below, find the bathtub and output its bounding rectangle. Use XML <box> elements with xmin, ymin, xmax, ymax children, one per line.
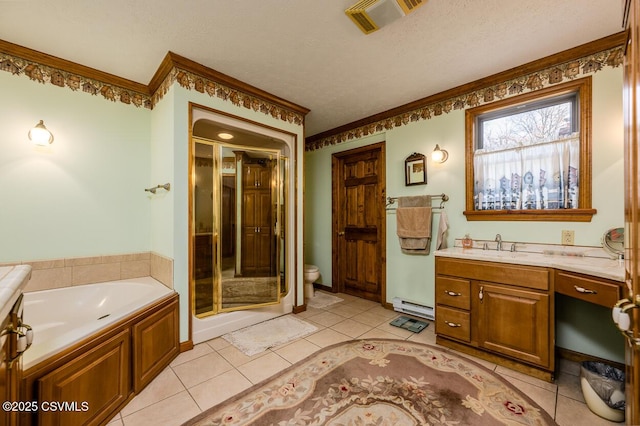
<box><xmin>22</xmin><ymin>276</ymin><xmax>173</xmax><ymax>370</ymax></box>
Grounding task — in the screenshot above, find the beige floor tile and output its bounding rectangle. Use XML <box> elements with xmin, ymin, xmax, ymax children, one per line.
<box><xmin>107</xmin><ymin>413</ymin><xmax>123</xmax><ymax>426</ymax></box>
<box><xmin>495</xmin><ymin>365</ymin><xmax>557</xmax><ymax>393</ymax></box>
<box><xmin>558</xmin><ymin>358</ymin><xmax>581</xmax><ymax>376</ymax></box>
<box><xmin>357</xmin><ymin>328</ymin><xmax>403</xmax><ymax>340</ymax></box>
<box><xmin>305</xmin><ymin>328</ymin><xmax>352</xmax><ymax>348</ymax></box>
<box><xmin>366</xmin><ymin>306</ymin><xmax>399</xmax><ymax>319</ymax></box>
<box><xmin>350</xmin><ymin>311</ymin><xmax>390</xmax><ymax>327</ymax></box>
<box><xmin>121</xmin><ymin>293</ymin><xmax>620</xmax><ymax>425</ymax></box>
<box><xmin>237</xmin><ymin>352</ymin><xmax>291</xmax><ymax>384</ymax></box>
<box><xmin>120</xmin><ymin>368</ymin><xmax>185</xmax><ymax>416</ymax></box>
<box><xmin>294</xmin><ymin>306</ymin><xmax>325</xmax><ymax>319</ymax></box>
<box><xmin>346</xmin><ymin>299</ymin><xmax>380</xmax><ymax>310</ymax></box>
<box><xmin>496</xmin><ymin>374</ymin><xmax>557</xmax><ymax>417</ymax></box>
<box><xmin>375</xmin><ymin>322</ymin><xmax>415</xmax><ymax>338</ymax></box>
<box><xmin>556</xmin><ymin>370</ymin><xmax>585</xmax><ymax>402</ymax></box>
<box><xmin>330</xmin><ymin>318</ymin><xmax>374</xmax><ymax>338</ymax></box>
<box><xmin>172</xmin><ymin>351</ymin><xmax>234</xmax><ymax>388</ymax></box>
<box><xmin>217</xmin><ymin>343</ymin><xmax>270</xmax><ymax>367</ymax></box>
<box><xmin>189</xmin><ymin>369</ymin><xmax>253</xmax><ymax>411</ymax></box>
<box><xmin>206</xmin><ymin>337</ymin><xmax>232</xmax><ymax>351</ymax></box>
<box><xmin>275</xmin><ymin>339</ymin><xmax>322</xmax><ymax>364</ymax></box>
<box><xmin>333</xmin><ymin>293</ymin><xmax>360</xmax><ymax>302</ymax></box>
<box><xmin>307</xmin><ymin>311</ymin><xmax>347</xmax><ymax>327</ymax></box>
<box><xmin>121</xmin><ymin>391</ymin><xmax>201</xmax><ymax>426</ymax></box>
<box><xmin>170</xmin><ymin>343</ymin><xmax>214</xmax><ymax>367</ymax></box>
<box><xmin>555</xmin><ymin>395</ymin><xmax>621</xmax><ymax>426</ymax></box>
<box><xmin>326</xmin><ymin>304</ymin><xmax>360</xmax><ymax>318</ymax></box>
<box><xmin>407</xmin><ymin>329</ymin><xmax>438</xmax><ymax>345</ymax></box>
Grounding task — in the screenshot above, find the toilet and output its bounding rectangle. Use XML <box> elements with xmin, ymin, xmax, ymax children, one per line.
<box><xmin>304</xmin><ymin>264</ymin><xmax>320</xmax><ymax>299</ymax></box>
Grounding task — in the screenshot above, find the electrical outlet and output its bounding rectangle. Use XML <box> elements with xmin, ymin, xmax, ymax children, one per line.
<box><xmin>561</xmin><ymin>230</ymin><xmax>575</xmax><ymax>245</ymax></box>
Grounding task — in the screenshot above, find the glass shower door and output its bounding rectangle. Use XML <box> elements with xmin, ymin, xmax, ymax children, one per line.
<box><xmin>193</xmin><ymin>140</ymin><xmax>282</xmax><ymax>317</ymax></box>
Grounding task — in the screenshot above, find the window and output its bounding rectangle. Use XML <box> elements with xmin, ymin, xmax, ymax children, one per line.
<box><xmin>464</xmin><ymin>77</ymin><xmax>595</xmax><ymax>222</ymax></box>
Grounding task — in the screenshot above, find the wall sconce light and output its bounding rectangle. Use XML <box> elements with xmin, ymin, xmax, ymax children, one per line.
<box><xmin>28</xmin><ymin>120</ymin><xmax>54</xmax><ymax>145</ymax></box>
<box><xmin>431</xmin><ymin>144</ymin><xmax>449</xmax><ymax>163</ymax></box>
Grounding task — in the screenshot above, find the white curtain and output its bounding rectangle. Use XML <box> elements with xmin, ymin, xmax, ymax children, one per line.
<box><xmin>473</xmin><ymin>137</ymin><xmax>579</xmax><ymax>210</ymax></box>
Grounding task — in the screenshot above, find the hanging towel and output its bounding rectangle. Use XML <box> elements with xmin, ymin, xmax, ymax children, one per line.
<box><xmin>436</xmin><ymin>209</ymin><xmax>449</xmax><ymax>250</ymax></box>
<box><xmin>396</xmin><ymin>196</ymin><xmax>432</xmax><ymax>255</ymax></box>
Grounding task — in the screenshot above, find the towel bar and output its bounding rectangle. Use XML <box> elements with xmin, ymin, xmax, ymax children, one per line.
<box><xmin>386</xmin><ymin>193</ymin><xmax>449</xmax><ymax>209</ymax></box>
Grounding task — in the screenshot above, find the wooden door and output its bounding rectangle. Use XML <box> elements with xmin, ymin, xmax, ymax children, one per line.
<box><xmin>474</xmin><ymin>281</ymin><xmax>550</xmax><ymax>368</ymax></box>
<box><xmin>623</xmin><ymin>1</ymin><xmax>640</xmax><ymax>423</ymax></box>
<box><xmin>242</xmin><ymin>165</ymin><xmax>273</xmax><ymax>276</ymax></box>
<box><xmin>221</xmin><ymin>175</ymin><xmax>235</xmax><ymax>257</ymax></box>
<box><xmin>332</xmin><ymin>143</ymin><xmax>386</xmax><ymax>302</ymax></box>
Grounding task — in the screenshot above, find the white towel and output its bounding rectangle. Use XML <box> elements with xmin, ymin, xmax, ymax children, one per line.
<box><xmin>436</xmin><ymin>209</ymin><xmax>449</xmax><ymax>250</ymax></box>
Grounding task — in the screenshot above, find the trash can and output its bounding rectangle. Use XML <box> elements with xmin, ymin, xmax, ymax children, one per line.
<box><xmin>580</xmin><ymin>361</ymin><xmax>625</xmax><ymax>422</ymax></box>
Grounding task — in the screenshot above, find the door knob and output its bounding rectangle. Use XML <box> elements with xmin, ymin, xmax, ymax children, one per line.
<box><xmin>338</xmin><ymin>231</ymin><xmax>345</xmax><ymax>236</ymax></box>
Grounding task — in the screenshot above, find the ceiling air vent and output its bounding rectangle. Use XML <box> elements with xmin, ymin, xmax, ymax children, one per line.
<box><xmin>345</xmin><ymin>0</ymin><xmax>425</xmax><ymax>34</ymax></box>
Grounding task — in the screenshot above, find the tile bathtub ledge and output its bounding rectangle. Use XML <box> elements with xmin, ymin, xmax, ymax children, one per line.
<box><xmin>434</xmin><ymin>247</ymin><xmax>624</xmax><ymax>282</ymax></box>
<box><xmin>0</xmin><ymin>264</ymin><xmax>32</xmax><ymax>320</ymax></box>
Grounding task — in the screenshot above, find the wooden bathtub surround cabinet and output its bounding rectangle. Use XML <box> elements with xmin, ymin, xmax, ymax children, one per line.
<box><xmin>435</xmin><ymin>257</ymin><xmax>555</xmax><ymax>381</ymax></box>
<box><xmin>20</xmin><ymin>293</ymin><xmax>179</xmax><ymax>426</ymax></box>
<box><xmin>2</xmin><ymin>296</ymin><xmax>23</xmax><ymax>426</ymax></box>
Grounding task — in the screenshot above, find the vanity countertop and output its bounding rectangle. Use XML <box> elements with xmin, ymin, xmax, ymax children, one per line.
<box><xmin>435</xmin><ymin>247</ymin><xmax>624</xmax><ymax>282</ymax></box>
<box><xmin>0</xmin><ymin>265</ymin><xmax>32</xmax><ymax>320</ymax></box>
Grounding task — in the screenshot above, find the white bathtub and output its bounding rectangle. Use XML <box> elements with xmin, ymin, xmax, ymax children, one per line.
<box><xmin>22</xmin><ymin>277</ymin><xmax>173</xmax><ymax>370</ymax></box>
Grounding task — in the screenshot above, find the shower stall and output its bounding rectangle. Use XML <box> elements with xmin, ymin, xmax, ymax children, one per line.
<box><xmin>190</xmin><ymin>107</ymin><xmax>297</xmax><ymax>343</ymax></box>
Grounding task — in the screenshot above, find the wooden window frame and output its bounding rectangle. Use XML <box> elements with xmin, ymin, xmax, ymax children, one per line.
<box><xmin>464</xmin><ymin>77</ymin><xmax>596</xmax><ymax>222</ymax></box>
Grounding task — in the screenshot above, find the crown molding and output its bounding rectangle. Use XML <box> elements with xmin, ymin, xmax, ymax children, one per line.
<box><xmin>149</xmin><ymin>51</ymin><xmax>309</xmax><ymax>116</ymax></box>
<box><xmin>0</xmin><ymin>39</ymin><xmax>149</xmax><ymax>94</ymax></box>
<box><xmin>305</xmin><ymin>31</ymin><xmax>627</xmax><ymax>150</ymax></box>
<box><xmin>0</xmin><ymin>38</ymin><xmax>309</xmax><ymax>123</ymax></box>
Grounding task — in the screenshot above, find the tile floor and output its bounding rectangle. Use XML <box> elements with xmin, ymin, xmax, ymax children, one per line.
<box><xmin>108</xmin><ymin>291</ymin><xmax>621</xmax><ymax>426</ymax></box>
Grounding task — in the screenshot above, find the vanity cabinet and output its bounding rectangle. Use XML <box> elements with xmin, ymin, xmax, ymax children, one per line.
<box><xmin>554</xmin><ymin>269</ymin><xmax>623</xmax><ymax>308</ymax></box>
<box><xmin>474</xmin><ymin>282</ymin><xmax>550</xmax><ymax>368</ymax></box>
<box><xmin>435</xmin><ymin>257</ymin><xmax>554</xmax><ymax>380</ymax></box>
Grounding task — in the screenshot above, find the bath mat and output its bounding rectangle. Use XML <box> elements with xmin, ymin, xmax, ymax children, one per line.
<box><xmin>389</xmin><ymin>315</ymin><xmax>429</xmax><ymax>333</ymax></box>
<box><xmin>307</xmin><ymin>291</ymin><xmax>343</xmax><ymax>309</ymax></box>
<box><xmin>222</xmin><ymin>315</ymin><xmax>318</xmax><ymax>356</ymax></box>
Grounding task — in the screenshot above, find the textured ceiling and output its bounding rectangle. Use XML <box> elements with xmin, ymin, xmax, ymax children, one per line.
<box><xmin>0</xmin><ymin>0</ymin><xmax>623</xmax><ymax>137</ymax></box>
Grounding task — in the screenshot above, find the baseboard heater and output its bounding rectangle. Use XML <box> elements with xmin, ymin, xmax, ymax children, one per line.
<box><xmin>392</xmin><ymin>297</ymin><xmax>435</xmax><ymax>320</ymax></box>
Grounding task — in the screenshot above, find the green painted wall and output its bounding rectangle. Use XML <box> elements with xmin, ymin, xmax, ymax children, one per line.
<box><xmin>304</xmin><ymin>66</ymin><xmax>625</xmax><ymax>362</ymax></box>
<box><xmin>152</xmin><ymin>84</ymin><xmax>306</xmax><ymax>340</ymax></box>
<box><xmin>0</xmin><ymin>71</ymin><xmax>151</xmax><ymax>262</ymax></box>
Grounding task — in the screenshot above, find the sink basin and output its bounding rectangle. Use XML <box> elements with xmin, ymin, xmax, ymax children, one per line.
<box><xmin>476</xmin><ymin>251</ymin><xmax>529</xmax><ymax>259</ymax></box>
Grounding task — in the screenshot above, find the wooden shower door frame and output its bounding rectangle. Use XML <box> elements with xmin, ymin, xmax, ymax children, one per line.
<box><xmin>331</xmin><ymin>142</ymin><xmax>386</xmax><ymax>305</ymax></box>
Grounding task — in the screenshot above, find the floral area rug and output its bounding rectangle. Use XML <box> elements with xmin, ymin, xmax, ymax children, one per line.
<box><xmin>183</xmin><ymin>339</ymin><xmax>557</xmax><ymax>425</ymax></box>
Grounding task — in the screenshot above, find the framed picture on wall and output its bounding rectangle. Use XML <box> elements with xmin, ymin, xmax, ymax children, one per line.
<box><xmin>405</xmin><ymin>152</ymin><xmax>427</xmax><ymax>186</ymax></box>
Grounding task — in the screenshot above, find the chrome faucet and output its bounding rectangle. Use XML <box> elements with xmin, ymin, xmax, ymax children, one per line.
<box><xmin>495</xmin><ymin>234</ymin><xmax>502</xmax><ymax>251</ymax></box>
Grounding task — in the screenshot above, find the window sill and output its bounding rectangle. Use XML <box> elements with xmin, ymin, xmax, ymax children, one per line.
<box><xmin>463</xmin><ymin>209</ymin><xmax>597</xmax><ymax>222</ymax></box>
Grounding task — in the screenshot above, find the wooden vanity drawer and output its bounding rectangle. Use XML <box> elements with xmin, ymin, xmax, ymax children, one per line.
<box><xmin>555</xmin><ymin>270</ymin><xmax>623</xmax><ymax>308</ymax></box>
<box><xmin>435</xmin><ymin>306</ymin><xmax>470</xmax><ymax>342</ymax></box>
<box><xmin>436</xmin><ymin>257</ymin><xmax>549</xmax><ymax>290</ymax></box>
<box><xmin>435</xmin><ymin>276</ymin><xmax>470</xmax><ymax>309</ymax></box>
